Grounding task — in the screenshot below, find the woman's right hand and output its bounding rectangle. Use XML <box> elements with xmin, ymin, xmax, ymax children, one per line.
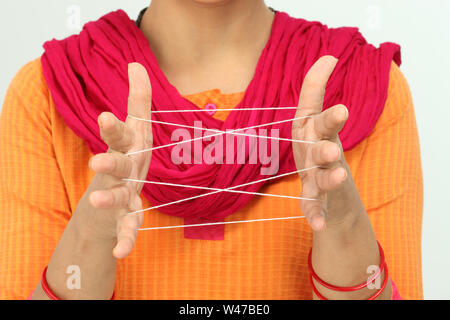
<box><xmin>73</xmin><ymin>63</ymin><xmax>153</xmax><ymax>259</ymax></box>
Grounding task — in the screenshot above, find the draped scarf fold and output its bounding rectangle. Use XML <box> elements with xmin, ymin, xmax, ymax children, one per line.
<box><xmin>41</xmin><ymin>10</ymin><xmax>401</xmax><ymax>240</ymax></box>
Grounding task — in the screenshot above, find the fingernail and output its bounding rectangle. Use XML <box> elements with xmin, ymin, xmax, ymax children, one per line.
<box><xmin>98</xmin><ymin>116</ymin><xmax>104</xmax><ymax>129</ymax></box>
<box><xmin>98</xmin><ymin>112</ymin><xmax>111</xmax><ymax>130</ymax></box>
<box><xmin>342</xmin><ymin>105</ymin><xmax>349</xmax><ymax>120</ymax></box>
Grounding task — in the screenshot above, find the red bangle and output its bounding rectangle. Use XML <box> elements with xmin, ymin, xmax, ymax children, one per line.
<box><xmin>308</xmin><ymin>241</ymin><xmax>385</xmax><ymax>292</ymax></box>
<box><xmin>309</xmin><ymin>263</ymin><xmax>389</xmax><ymax>300</ymax></box>
<box><xmin>41</xmin><ymin>266</ymin><xmax>61</xmax><ymax>300</ymax></box>
<box><xmin>41</xmin><ymin>266</ymin><xmax>115</xmax><ymax>300</ymax></box>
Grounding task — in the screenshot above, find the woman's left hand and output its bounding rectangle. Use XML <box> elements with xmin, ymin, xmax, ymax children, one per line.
<box><xmin>292</xmin><ymin>55</ymin><xmax>357</xmax><ymax>232</ymax></box>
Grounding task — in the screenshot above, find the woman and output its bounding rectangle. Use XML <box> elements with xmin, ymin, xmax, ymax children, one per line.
<box><xmin>0</xmin><ymin>0</ymin><xmax>422</xmax><ymax>300</ymax></box>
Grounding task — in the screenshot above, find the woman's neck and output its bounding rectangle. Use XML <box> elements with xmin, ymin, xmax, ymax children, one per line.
<box><xmin>140</xmin><ymin>0</ymin><xmax>274</xmax><ymax>95</ymax></box>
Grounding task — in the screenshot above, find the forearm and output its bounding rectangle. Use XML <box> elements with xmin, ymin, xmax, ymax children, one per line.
<box><xmin>311</xmin><ymin>175</ymin><xmax>392</xmax><ymax>300</ymax></box>
<box><xmin>31</xmin><ymin>204</ymin><xmax>117</xmax><ymax>300</ymax></box>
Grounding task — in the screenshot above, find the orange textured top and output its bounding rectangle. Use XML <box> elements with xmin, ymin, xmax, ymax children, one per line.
<box><xmin>0</xmin><ymin>58</ymin><xmax>423</xmax><ymax>300</ymax></box>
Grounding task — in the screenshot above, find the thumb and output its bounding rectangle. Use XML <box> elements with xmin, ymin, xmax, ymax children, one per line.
<box><xmin>296</xmin><ymin>55</ymin><xmax>338</xmax><ymax>117</ymax></box>
<box><xmin>126</xmin><ymin>62</ymin><xmax>153</xmax><ymax>149</ymax></box>
<box><xmin>126</xmin><ymin>62</ymin><xmax>152</xmax><ymax>123</ymax></box>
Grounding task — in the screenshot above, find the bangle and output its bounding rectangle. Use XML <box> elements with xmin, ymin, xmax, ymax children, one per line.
<box><xmin>308</xmin><ymin>241</ymin><xmax>390</xmax><ymax>300</ymax></box>
<box><xmin>309</xmin><ymin>263</ymin><xmax>389</xmax><ymax>300</ymax></box>
<box><xmin>41</xmin><ymin>266</ymin><xmax>61</xmax><ymax>300</ymax></box>
<box><xmin>308</xmin><ymin>241</ymin><xmax>385</xmax><ymax>292</ymax></box>
<box><xmin>41</xmin><ymin>266</ymin><xmax>115</xmax><ymax>300</ymax></box>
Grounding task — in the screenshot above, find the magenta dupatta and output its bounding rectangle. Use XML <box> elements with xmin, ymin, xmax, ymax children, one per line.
<box><xmin>41</xmin><ymin>10</ymin><xmax>401</xmax><ymax>240</ymax></box>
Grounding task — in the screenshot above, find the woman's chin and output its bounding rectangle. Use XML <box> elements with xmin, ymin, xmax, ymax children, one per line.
<box><xmin>190</xmin><ymin>0</ymin><xmax>232</xmax><ymax>6</ymax></box>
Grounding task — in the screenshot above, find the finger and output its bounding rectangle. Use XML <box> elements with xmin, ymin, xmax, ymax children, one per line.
<box><xmin>314</xmin><ymin>104</ymin><xmax>349</xmax><ymax>140</ymax></box>
<box><xmin>127</xmin><ymin>63</ymin><xmax>152</xmax><ymax>120</ymax></box>
<box><xmin>128</xmin><ymin>194</ymin><xmax>145</xmax><ymax>229</ymax></box>
<box><xmin>301</xmin><ymin>194</ymin><xmax>326</xmax><ymax>232</ymax></box>
<box><xmin>89</xmin><ymin>152</ymin><xmax>133</xmax><ymax>179</ymax></box>
<box><xmin>126</xmin><ymin>63</ymin><xmax>153</xmax><ymax>147</ymax></box>
<box><xmin>113</xmin><ymin>215</ymin><xmax>141</xmax><ymax>259</ymax></box>
<box><xmin>309</xmin><ymin>210</ymin><xmax>326</xmax><ymax>232</ymax></box>
<box><xmin>295</xmin><ymin>56</ymin><xmax>339</xmax><ymax>118</ymax></box>
<box><xmin>311</xmin><ymin>140</ymin><xmax>341</xmax><ymax>166</ymax></box>
<box><xmin>98</xmin><ymin>112</ymin><xmax>134</xmax><ymax>152</ymax></box>
<box><xmin>299</xmin><ymin>175</ymin><xmax>326</xmax><ymax>231</ymax></box>
<box><xmin>89</xmin><ymin>185</ymin><xmax>131</xmax><ymax>209</ymax></box>
<box><xmin>315</xmin><ymin>166</ymin><xmax>348</xmax><ymax>192</ymax></box>
<box><xmin>127</xmin><ymin>187</ymin><xmax>143</xmax><ymax>213</ymax></box>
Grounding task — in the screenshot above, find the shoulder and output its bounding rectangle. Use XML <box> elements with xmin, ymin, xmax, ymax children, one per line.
<box><xmin>387</xmin><ymin>62</ymin><xmax>411</xmax><ymax>103</ymax></box>
<box><xmin>386</xmin><ymin>63</ymin><xmax>413</xmax><ymax>120</ymax></box>
<box><xmin>281</xmin><ymin>11</ymin><xmax>401</xmax><ymax>59</ymax></box>
<box><xmin>2</xmin><ymin>58</ymin><xmax>51</xmax><ymax>130</ymax></box>
<box><xmin>7</xmin><ymin>57</ymin><xmax>48</xmax><ymax>100</ymax></box>
<box><xmin>281</xmin><ymin>11</ymin><xmax>365</xmax><ymax>40</ymax></box>
<box><xmin>371</xmin><ymin>62</ymin><xmax>415</xmax><ymax>136</ymax></box>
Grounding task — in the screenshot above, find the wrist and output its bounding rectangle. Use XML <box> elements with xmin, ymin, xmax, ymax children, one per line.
<box><xmin>72</xmin><ymin>188</ymin><xmax>119</xmax><ymax>242</ymax></box>
<box><xmin>323</xmin><ymin>180</ymin><xmax>365</xmax><ymax>233</ymax></box>
<box><xmin>42</xmin><ymin>212</ymin><xmax>117</xmax><ymax>300</ymax></box>
<box><xmin>71</xmin><ymin>210</ymin><xmax>117</xmax><ymax>245</ymax></box>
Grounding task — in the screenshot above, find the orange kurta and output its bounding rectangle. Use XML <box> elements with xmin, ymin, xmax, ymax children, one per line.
<box><xmin>0</xmin><ymin>58</ymin><xmax>423</xmax><ymax>299</ymax></box>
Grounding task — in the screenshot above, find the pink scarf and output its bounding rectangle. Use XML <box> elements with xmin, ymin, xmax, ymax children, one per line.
<box><xmin>41</xmin><ymin>10</ymin><xmax>400</xmax><ymax>240</ymax></box>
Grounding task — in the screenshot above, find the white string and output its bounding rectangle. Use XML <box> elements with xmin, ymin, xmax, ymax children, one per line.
<box><xmin>128</xmin><ymin>166</ymin><xmax>319</xmax><ymax>215</ymax></box>
<box><xmin>127</xmin><ymin>116</ymin><xmax>312</xmax><ymax>145</ymax></box>
<box><xmin>151</xmin><ymin>107</ymin><xmax>298</xmax><ymax>114</ymax></box>
<box><xmin>123</xmin><ymin>112</ymin><xmax>317</xmax><ymax>231</ymax></box>
<box><xmin>123</xmin><ymin>178</ymin><xmax>316</xmax><ymax>201</ymax></box>
<box><xmin>139</xmin><ymin>215</ymin><xmax>305</xmax><ymax>231</ymax></box>
<box><xmin>126</xmin><ymin>115</ymin><xmax>313</xmax><ymax>156</ymax></box>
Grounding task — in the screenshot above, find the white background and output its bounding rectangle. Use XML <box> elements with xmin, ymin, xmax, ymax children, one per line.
<box><xmin>0</xmin><ymin>0</ymin><xmax>449</xmax><ymax>299</ymax></box>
